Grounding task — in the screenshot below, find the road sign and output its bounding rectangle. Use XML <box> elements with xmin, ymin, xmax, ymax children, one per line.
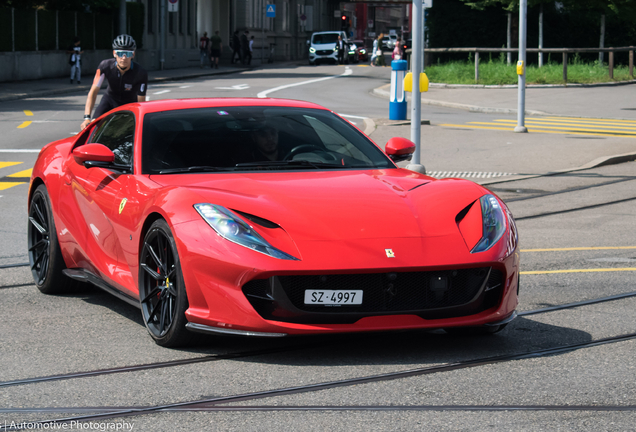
<box><xmin>168</xmin><ymin>0</ymin><xmax>178</xmax><ymax>12</ymax></box>
<box><xmin>266</xmin><ymin>4</ymin><xmax>276</xmax><ymax>18</ymax></box>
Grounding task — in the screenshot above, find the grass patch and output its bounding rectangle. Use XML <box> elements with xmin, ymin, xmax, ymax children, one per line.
<box><xmin>425</xmin><ymin>54</ymin><xmax>635</xmax><ymax>85</ymax></box>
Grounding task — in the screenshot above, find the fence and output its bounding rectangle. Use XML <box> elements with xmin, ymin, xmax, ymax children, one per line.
<box><xmin>0</xmin><ymin>7</ymin><xmax>144</xmax><ymax>53</ymax></box>
<box><xmin>416</xmin><ymin>47</ymin><xmax>636</xmax><ymax>83</ymax></box>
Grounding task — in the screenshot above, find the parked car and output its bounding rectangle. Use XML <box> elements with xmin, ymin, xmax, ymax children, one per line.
<box><xmin>28</xmin><ymin>98</ymin><xmax>520</xmax><ymax>347</ymax></box>
<box><xmin>307</xmin><ymin>31</ymin><xmax>349</xmax><ymax>65</ymax></box>
<box><xmin>349</xmin><ymin>39</ymin><xmax>368</xmax><ymax>62</ymax></box>
<box><xmin>381</xmin><ymin>35</ymin><xmax>394</xmax><ymax>50</ymax></box>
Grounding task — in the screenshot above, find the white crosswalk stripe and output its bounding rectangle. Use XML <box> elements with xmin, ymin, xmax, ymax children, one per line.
<box><xmin>427</xmin><ymin>171</ymin><xmax>515</xmax><ymax>179</ymax></box>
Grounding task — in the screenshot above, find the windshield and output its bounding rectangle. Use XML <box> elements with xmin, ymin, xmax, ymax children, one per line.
<box><xmin>312</xmin><ymin>33</ymin><xmax>339</xmax><ymax>44</ymax></box>
<box><xmin>142</xmin><ymin>106</ymin><xmax>393</xmax><ymax>174</ymax></box>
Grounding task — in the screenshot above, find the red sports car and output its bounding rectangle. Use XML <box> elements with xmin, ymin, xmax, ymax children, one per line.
<box><xmin>28</xmin><ymin>98</ymin><xmax>519</xmax><ymax>347</ymax></box>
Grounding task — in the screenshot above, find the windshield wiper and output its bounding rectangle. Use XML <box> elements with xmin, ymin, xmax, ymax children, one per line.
<box><xmin>235</xmin><ymin>160</ymin><xmax>346</xmax><ymax>169</ymax></box>
<box><xmin>158</xmin><ymin>166</ymin><xmax>236</xmax><ymax>174</ymax></box>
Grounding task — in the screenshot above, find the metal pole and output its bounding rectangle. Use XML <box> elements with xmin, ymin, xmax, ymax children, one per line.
<box><xmin>514</xmin><ymin>0</ymin><xmax>528</xmax><ymax>133</ymax></box>
<box><xmin>35</xmin><ymin>10</ymin><xmax>38</xmax><ymax>51</ymax></box>
<box><xmin>120</xmin><ymin>0</ymin><xmax>127</xmax><ymax>34</ymax></box>
<box><xmin>599</xmin><ymin>14</ymin><xmax>605</xmax><ymax>64</ymax></box>
<box><xmin>506</xmin><ymin>13</ymin><xmax>511</xmax><ymax>65</ymax></box>
<box><xmin>538</xmin><ymin>3</ymin><xmax>543</xmax><ymax>67</ymax></box>
<box><xmin>55</xmin><ymin>11</ymin><xmax>59</xmax><ymax>50</ymax></box>
<box><xmin>406</xmin><ymin>0</ymin><xmax>425</xmax><ymax>174</ymax></box>
<box><xmin>160</xmin><ymin>0</ymin><xmax>166</xmax><ymax>70</ymax></box>
<box><xmin>262</xmin><ymin>2</ymin><xmax>265</xmax><ymax>65</ymax></box>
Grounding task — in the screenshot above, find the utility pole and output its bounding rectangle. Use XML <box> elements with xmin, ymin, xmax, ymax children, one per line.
<box><xmin>514</xmin><ymin>0</ymin><xmax>528</xmax><ymax>133</ymax></box>
<box><xmin>406</xmin><ymin>0</ymin><xmax>425</xmax><ymax>173</ymax></box>
<box><xmin>160</xmin><ymin>0</ymin><xmax>166</xmax><ymax>70</ymax></box>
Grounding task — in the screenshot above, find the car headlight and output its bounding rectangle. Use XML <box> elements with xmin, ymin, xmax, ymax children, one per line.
<box><xmin>457</xmin><ymin>194</ymin><xmax>507</xmax><ymax>254</ymax></box>
<box><xmin>194</xmin><ymin>204</ymin><xmax>298</xmax><ymax>260</ymax></box>
<box><xmin>309</xmin><ymin>47</ymin><xmax>316</xmax><ymax>53</ymax></box>
<box><xmin>333</xmin><ymin>47</ymin><xmax>338</xmax><ymax>52</ymax></box>
<box><xmin>359</xmin><ymin>49</ymin><xmax>366</xmax><ymax>54</ymax></box>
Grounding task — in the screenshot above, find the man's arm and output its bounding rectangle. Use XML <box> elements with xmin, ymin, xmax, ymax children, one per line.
<box><xmin>137</xmin><ymin>95</ymin><xmax>147</xmax><ymax>102</ymax></box>
<box><xmin>80</xmin><ymin>69</ymin><xmax>104</xmax><ymax>130</ymax></box>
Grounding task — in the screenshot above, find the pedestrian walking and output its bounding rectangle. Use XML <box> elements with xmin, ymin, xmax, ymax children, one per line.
<box><xmin>231</xmin><ymin>30</ymin><xmax>242</xmax><ymax>64</ymax></box>
<box><xmin>66</xmin><ymin>36</ymin><xmax>84</xmax><ymax>84</ymax></box>
<box><xmin>209</xmin><ymin>30</ymin><xmax>222</xmax><ymax>69</ymax></box>
<box><xmin>80</xmin><ymin>34</ymin><xmax>148</xmax><ymax>131</ymax></box>
<box><xmin>246</xmin><ymin>35</ymin><xmax>254</xmax><ymax>65</ymax></box>
<box><xmin>371</xmin><ymin>34</ymin><xmax>386</xmax><ymax>66</ymax></box>
<box><xmin>392</xmin><ymin>39</ymin><xmax>403</xmax><ymax>60</ymax></box>
<box><xmin>336</xmin><ymin>35</ymin><xmax>346</xmax><ymax>64</ymax></box>
<box><xmin>240</xmin><ymin>30</ymin><xmax>250</xmax><ymax>65</ymax></box>
<box><xmin>199</xmin><ymin>32</ymin><xmax>210</xmax><ymax>68</ymax></box>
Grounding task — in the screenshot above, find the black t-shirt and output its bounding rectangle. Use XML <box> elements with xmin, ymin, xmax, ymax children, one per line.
<box><xmin>94</xmin><ymin>58</ymin><xmax>148</xmax><ymax>105</ymax></box>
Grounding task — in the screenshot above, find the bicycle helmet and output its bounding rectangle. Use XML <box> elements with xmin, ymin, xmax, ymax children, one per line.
<box><xmin>112</xmin><ymin>34</ymin><xmax>136</xmax><ymax>50</ymax></box>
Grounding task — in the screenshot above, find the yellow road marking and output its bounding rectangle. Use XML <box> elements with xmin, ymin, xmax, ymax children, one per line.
<box><xmin>544</xmin><ymin>116</ymin><xmax>636</xmax><ymax>124</ymax></box>
<box><xmin>468</xmin><ymin>121</ymin><xmax>636</xmax><ymax>136</ymax></box>
<box><xmin>17</xmin><ymin>121</ymin><xmax>32</xmax><ymax>129</ymax></box>
<box><xmin>522</xmin><ymin>246</ymin><xmax>636</xmax><ymax>252</ymax></box>
<box><xmin>491</xmin><ymin>119</ymin><xmax>636</xmax><ymax>131</ymax></box>
<box><xmin>0</xmin><ymin>162</ymin><xmax>22</xmax><ymax>169</ymax></box>
<box><xmin>524</xmin><ymin>117</ymin><xmax>636</xmax><ymax>127</ymax></box>
<box><xmin>7</xmin><ymin>168</ymin><xmax>32</xmax><ymax>178</ymax></box>
<box><xmin>440</xmin><ymin>123</ymin><xmax>636</xmax><ymax>138</ymax></box>
<box><xmin>0</xmin><ymin>182</ymin><xmax>26</xmax><ymax>191</ymax></box>
<box><xmin>24</xmin><ymin>110</ymin><xmax>33</xmax><ymax>116</ymax></box>
<box><xmin>521</xmin><ymin>268</ymin><xmax>636</xmax><ymax>275</ymax></box>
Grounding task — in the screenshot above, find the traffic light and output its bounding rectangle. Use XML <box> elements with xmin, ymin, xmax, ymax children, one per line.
<box><xmin>341</xmin><ymin>15</ymin><xmax>348</xmax><ymax>30</ymax></box>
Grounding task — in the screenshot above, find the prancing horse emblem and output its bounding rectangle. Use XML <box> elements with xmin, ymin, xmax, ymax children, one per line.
<box><xmin>385</xmin><ymin>249</ymin><xmax>395</xmax><ymax>258</ymax></box>
<box><xmin>119</xmin><ymin>198</ymin><xmax>127</xmax><ymax>214</ymax></box>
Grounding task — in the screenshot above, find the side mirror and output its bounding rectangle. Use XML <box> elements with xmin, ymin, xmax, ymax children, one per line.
<box><xmin>73</xmin><ymin>143</ymin><xmax>114</xmax><ymax>164</ymax></box>
<box><xmin>73</xmin><ymin>143</ymin><xmax>130</xmax><ymax>173</ymax></box>
<box><xmin>385</xmin><ymin>137</ymin><xmax>416</xmax><ymax>163</ymax></box>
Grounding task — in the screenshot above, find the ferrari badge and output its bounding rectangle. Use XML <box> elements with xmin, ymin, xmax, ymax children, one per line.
<box><xmin>119</xmin><ymin>198</ymin><xmax>127</xmax><ymax>214</ymax></box>
<box><xmin>385</xmin><ymin>249</ymin><xmax>395</xmax><ymax>258</ymax></box>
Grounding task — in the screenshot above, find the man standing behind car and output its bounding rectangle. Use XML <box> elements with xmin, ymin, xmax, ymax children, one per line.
<box><xmin>80</xmin><ymin>34</ymin><xmax>147</xmax><ymax>131</ymax></box>
<box><xmin>336</xmin><ymin>35</ymin><xmax>346</xmax><ymax>64</ymax></box>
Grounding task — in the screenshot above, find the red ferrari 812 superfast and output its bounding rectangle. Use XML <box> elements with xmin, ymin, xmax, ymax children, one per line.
<box><xmin>28</xmin><ymin>98</ymin><xmax>519</xmax><ymax>347</ymax></box>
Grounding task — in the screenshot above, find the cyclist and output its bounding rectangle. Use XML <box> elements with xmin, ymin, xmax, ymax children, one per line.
<box><xmin>80</xmin><ymin>34</ymin><xmax>148</xmax><ymax>130</ymax></box>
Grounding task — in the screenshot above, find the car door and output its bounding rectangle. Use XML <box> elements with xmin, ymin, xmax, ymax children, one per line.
<box><xmin>62</xmin><ymin>111</ymin><xmax>136</xmax><ymax>293</ymax></box>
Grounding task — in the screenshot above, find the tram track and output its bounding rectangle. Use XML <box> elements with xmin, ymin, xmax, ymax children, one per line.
<box><xmin>1</xmin><ymin>289</ymin><xmax>635</xmax><ymax>390</ymax></box>
<box><xmin>3</xmin><ymin>332</ymin><xmax>636</xmax><ymax>429</ymax></box>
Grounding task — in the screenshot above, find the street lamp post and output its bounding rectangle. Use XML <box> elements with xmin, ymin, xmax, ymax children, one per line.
<box><xmin>406</xmin><ymin>0</ymin><xmax>426</xmax><ymax>173</ymax></box>
<box><xmin>515</xmin><ymin>0</ymin><xmax>528</xmax><ymax>133</ymax></box>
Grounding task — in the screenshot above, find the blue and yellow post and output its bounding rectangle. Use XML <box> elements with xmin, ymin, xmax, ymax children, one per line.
<box><xmin>389</xmin><ymin>60</ymin><xmax>408</xmax><ymax>120</ymax></box>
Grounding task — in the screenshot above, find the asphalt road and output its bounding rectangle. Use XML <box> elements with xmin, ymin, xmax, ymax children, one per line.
<box><xmin>1</xmin><ymin>64</ymin><xmax>636</xmax><ymax>431</ymax></box>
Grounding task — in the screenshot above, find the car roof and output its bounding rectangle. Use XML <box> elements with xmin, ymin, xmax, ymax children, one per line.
<box><xmin>124</xmin><ymin>98</ymin><xmax>330</xmax><ymax>115</ymax></box>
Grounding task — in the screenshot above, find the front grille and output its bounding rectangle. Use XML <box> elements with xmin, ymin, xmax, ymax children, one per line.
<box><xmin>242</xmin><ymin>267</ymin><xmax>505</xmax><ymax>324</ymax></box>
<box><xmin>316</xmin><ymin>50</ymin><xmax>334</xmax><ymax>56</ymax></box>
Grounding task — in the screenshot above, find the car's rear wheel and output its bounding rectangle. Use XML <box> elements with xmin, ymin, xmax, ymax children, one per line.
<box><xmin>139</xmin><ymin>219</ymin><xmax>194</xmax><ymax>347</ymax></box>
<box><xmin>28</xmin><ymin>184</ymin><xmax>79</xmax><ymax>294</ymax></box>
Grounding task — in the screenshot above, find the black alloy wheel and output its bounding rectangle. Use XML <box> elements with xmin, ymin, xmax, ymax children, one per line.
<box><xmin>139</xmin><ymin>219</ymin><xmax>193</xmax><ymax>347</ymax></box>
<box><xmin>28</xmin><ymin>184</ymin><xmax>79</xmax><ymax>294</ymax></box>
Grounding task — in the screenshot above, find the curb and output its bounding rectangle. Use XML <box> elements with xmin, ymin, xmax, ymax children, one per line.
<box><xmin>0</xmin><ymin>67</ymin><xmax>256</xmax><ymax>103</ymax></box>
<box><xmin>372</xmin><ymin>85</ymin><xmax>550</xmax><ymax>116</ymax></box>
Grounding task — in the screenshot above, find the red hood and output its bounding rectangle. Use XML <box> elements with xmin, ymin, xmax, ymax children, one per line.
<box><xmin>150</xmin><ymin>169</ymin><xmax>486</xmax><ymax>243</ymax></box>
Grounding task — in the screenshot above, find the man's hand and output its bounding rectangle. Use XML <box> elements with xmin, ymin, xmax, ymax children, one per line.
<box><xmin>80</xmin><ymin>119</ymin><xmax>91</xmax><ymax>130</ymax></box>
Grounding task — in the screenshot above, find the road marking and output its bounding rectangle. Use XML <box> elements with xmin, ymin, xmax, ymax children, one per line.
<box><xmin>0</xmin><ymin>149</ymin><xmax>41</xmax><ymax>153</ymax></box>
<box><xmin>153</xmin><ymin>90</ymin><xmax>171</xmax><ymax>95</ymax></box>
<box><xmin>428</xmin><ymin>171</ymin><xmax>515</xmax><ymax>179</ymax></box>
<box><xmin>7</xmin><ymin>168</ymin><xmax>32</xmax><ymax>178</ymax></box>
<box><xmin>24</xmin><ymin>110</ymin><xmax>33</xmax><ymax>116</ymax></box>
<box><xmin>483</xmin><ymin>120</ymin><xmax>636</xmax><ymax>134</ymax></box>
<box><xmin>215</xmin><ymin>84</ymin><xmax>250</xmax><ymax>90</ymax></box>
<box><xmin>257</xmin><ymin>67</ymin><xmax>353</xmax><ymax>98</ymax></box>
<box><xmin>179</xmin><ymin>85</ymin><xmax>192</xmax><ymax>88</ymax></box>
<box><xmin>521</xmin><ymin>268</ymin><xmax>636</xmax><ymax>275</ymax></box>
<box><xmin>0</xmin><ymin>182</ymin><xmax>25</xmax><ymax>191</ymax></box>
<box><xmin>0</xmin><ymin>162</ymin><xmax>22</xmax><ymax>169</ymax></box>
<box><xmin>17</xmin><ymin>121</ymin><xmax>32</xmax><ymax>129</ymax></box>
<box><xmin>522</xmin><ymin>246</ymin><xmax>636</xmax><ymax>252</ymax></box>
<box><xmin>544</xmin><ymin>116</ymin><xmax>636</xmax><ymax>124</ymax></box>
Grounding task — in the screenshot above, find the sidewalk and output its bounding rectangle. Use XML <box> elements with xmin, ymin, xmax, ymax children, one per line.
<box><xmin>0</xmin><ymin>64</ymin><xmax>257</xmax><ymax>103</ymax></box>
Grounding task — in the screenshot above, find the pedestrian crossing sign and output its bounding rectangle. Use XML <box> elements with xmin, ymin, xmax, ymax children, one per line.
<box><xmin>266</xmin><ymin>4</ymin><xmax>276</xmax><ymax>17</ymax></box>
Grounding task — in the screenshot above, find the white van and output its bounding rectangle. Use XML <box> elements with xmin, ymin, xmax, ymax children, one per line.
<box><xmin>307</xmin><ymin>31</ymin><xmax>349</xmax><ymax>65</ymax></box>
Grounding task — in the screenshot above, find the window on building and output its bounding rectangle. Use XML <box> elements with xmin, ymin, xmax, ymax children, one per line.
<box><xmin>147</xmin><ymin>0</ymin><xmax>154</xmax><ymax>33</ymax></box>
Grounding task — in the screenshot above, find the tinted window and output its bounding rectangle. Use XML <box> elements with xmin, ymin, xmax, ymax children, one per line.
<box><xmin>142</xmin><ymin>107</ymin><xmax>392</xmax><ymax>174</ymax></box>
<box><xmin>312</xmin><ymin>33</ymin><xmax>339</xmax><ymax>44</ymax></box>
<box><xmin>89</xmin><ymin>112</ymin><xmax>135</xmax><ymax>166</ymax></box>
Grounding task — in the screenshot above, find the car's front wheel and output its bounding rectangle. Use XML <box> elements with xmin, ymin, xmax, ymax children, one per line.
<box><xmin>139</xmin><ymin>219</ymin><xmax>193</xmax><ymax>347</ymax></box>
<box><xmin>28</xmin><ymin>184</ymin><xmax>79</xmax><ymax>294</ymax></box>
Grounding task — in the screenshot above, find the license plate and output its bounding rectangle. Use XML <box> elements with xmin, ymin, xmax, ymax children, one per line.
<box><xmin>304</xmin><ymin>290</ymin><xmax>363</xmax><ymax>306</ymax></box>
